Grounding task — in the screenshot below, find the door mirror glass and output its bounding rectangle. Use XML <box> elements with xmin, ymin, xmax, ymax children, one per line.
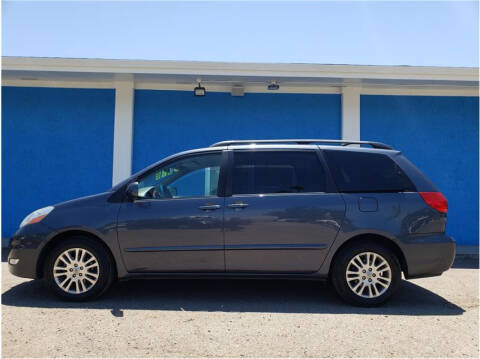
<box><xmin>126</xmin><ymin>182</ymin><xmax>139</xmax><ymax>199</ymax></box>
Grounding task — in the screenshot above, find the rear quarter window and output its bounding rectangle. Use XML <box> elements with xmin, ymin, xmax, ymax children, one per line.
<box><xmin>323</xmin><ymin>150</ymin><xmax>416</xmax><ymax>193</ymax></box>
<box><xmin>232</xmin><ymin>150</ymin><xmax>326</xmax><ymax>195</ymax></box>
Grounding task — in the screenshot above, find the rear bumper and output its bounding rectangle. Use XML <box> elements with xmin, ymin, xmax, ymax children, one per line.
<box><xmin>401</xmin><ymin>234</ymin><xmax>456</xmax><ymax>279</ymax></box>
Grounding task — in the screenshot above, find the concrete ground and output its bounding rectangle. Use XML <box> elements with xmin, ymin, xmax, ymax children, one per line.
<box><xmin>2</xmin><ymin>257</ymin><xmax>478</xmax><ymax>358</ymax></box>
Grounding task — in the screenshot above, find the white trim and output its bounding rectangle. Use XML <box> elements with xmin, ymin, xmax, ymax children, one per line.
<box><xmin>360</xmin><ymin>86</ymin><xmax>479</xmax><ymax>97</ymax></box>
<box><xmin>112</xmin><ymin>75</ymin><xmax>134</xmax><ymax>186</ymax></box>
<box><xmin>135</xmin><ymin>81</ymin><xmax>341</xmax><ymax>94</ymax></box>
<box><xmin>2</xmin><ymin>78</ymin><xmax>341</xmax><ymax>94</ymax></box>
<box><xmin>2</xmin><ymin>79</ymin><xmax>114</xmax><ymax>89</ymax></box>
<box><xmin>2</xmin><ymin>78</ymin><xmax>478</xmax><ymax>97</ymax></box>
<box><xmin>341</xmin><ymin>87</ymin><xmax>361</xmax><ymax>141</ymax></box>
<box><xmin>3</xmin><ymin>57</ymin><xmax>478</xmax><ymax>82</ymax></box>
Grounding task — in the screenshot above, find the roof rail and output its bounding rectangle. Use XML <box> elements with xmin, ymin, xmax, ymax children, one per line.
<box><xmin>210</xmin><ymin>139</ymin><xmax>393</xmax><ymax>150</ymax></box>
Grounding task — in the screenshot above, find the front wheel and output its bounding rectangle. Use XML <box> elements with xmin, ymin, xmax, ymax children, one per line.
<box><xmin>330</xmin><ymin>241</ymin><xmax>401</xmax><ymax>306</ymax></box>
<box><xmin>44</xmin><ymin>237</ymin><xmax>115</xmax><ymax>301</ymax></box>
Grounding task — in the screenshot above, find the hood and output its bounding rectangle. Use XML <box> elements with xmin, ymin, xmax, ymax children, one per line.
<box><xmin>52</xmin><ymin>191</ymin><xmax>112</xmax><ymax>209</ymax></box>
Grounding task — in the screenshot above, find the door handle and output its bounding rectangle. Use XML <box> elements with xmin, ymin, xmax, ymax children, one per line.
<box><xmin>199</xmin><ymin>204</ymin><xmax>221</xmax><ymax>211</ymax></box>
<box><xmin>228</xmin><ymin>203</ymin><xmax>249</xmax><ymax>209</ymax></box>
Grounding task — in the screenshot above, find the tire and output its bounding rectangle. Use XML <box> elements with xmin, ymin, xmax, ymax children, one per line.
<box><xmin>330</xmin><ymin>240</ymin><xmax>401</xmax><ymax>306</ymax></box>
<box><xmin>43</xmin><ymin>236</ymin><xmax>115</xmax><ymax>301</ymax></box>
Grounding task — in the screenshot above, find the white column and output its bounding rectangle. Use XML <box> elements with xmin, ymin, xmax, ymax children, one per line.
<box><xmin>112</xmin><ymin>74</ymin><xmax>134</xmax><ymax>185</ymax></box>
<box><xmin>341</xmin><ymin>86</ymin><xmax>361</xmax><ymax>141</ymax></box>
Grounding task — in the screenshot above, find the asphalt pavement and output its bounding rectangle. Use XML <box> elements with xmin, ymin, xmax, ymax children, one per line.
<box><xmin>2</xmin><ymin>257</ymin><xmax>478</xmax><ymax>358</ymax></box>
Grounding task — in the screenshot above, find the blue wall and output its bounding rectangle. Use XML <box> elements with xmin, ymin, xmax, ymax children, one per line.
<box><xmin>4</xmin><ymin>87</ymin><xmax>476</xmax><ymax>247</ymax></box>
<box><xmin>361</xmin><ymin>95</ymin><xmax>479</xmax><ymax>245</ymax></box>
<box><xmin>2</xmin><ymin>87</ymin><xmax>115</xmax><ymax>237</ymax></box>
<box><xmin>132</xmin><ymin>90</ymin><xmax>341</xmax><ymax>172</ymax></box>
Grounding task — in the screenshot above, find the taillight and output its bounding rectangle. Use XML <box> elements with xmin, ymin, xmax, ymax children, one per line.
<box><xmin>419</xmin><ymin>192</ymin><xmax>448</xmax><ymax>214</ymax></box>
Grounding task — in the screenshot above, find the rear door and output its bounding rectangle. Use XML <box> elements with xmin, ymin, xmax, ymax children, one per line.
<box><xmin>224</xmin><ymin>149</ymin><xmax>345</xmax><ymax>273</ymax></box>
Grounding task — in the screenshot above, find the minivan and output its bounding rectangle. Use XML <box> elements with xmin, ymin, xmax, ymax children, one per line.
<box><xmin>8</xmin><ymin>139</ymin><xmax>455</xmax><ymax>306</ymax></box>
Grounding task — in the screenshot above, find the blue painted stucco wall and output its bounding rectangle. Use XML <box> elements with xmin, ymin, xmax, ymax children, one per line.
<box><xmin>361</xmin><ymin>95</ymin><xmax>479</xmax><ymax>246</ymax></box>
<box><xmin>2</xmin><ymin>87</ymin><xmax>115</xmax><ymax>237</ymax></box>
<box><xmin>132</xmin><ymin>90</ymin><xmax>341</xmax><ymax>172</ymax></box>
<box><xmin>4</xmin><ymin>87</ymin><xmax>476</xmax><ymax>247</ymax></box>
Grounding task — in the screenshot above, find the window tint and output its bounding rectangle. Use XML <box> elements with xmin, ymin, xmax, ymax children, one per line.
<box><xmin>137</xmin><ymin>153</ymin><xmax>221</xmax><ymax>199</ymax></box>
<box><xmin>232</xmin><ymin>151</ymin><xmax>326</xmax><ymax>195</ymax></box>
<box><xmin>323</xmin><ymin>150</ymin><xmax>416</xmax><ymax>193</ymax></box>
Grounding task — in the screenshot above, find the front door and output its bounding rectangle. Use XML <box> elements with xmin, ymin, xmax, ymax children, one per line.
<box><xmin>117</xmin><ymin>151</ymin><xmax>226</xmax><ymax>272</ymax></box>
<box><xmin>224</xmin><ymin>149</ymin><xmax>345</xmax><ymax>273</ymax></box>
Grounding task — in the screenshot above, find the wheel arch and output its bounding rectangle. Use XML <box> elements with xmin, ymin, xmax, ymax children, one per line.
<box><xmin>36</xmin><ymin>229</ymin><xmax>117</xmax><ymax>279</ymax></box>
<box><xmin>328</xmin><ymin>233</ymin><xmax>408</xmax><ymax>277</ymax></box>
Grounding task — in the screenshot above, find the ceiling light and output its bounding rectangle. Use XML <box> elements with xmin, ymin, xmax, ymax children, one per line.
<box><xmin>267</xmin><ymin>81</ymin><xmax>280</xmax><ymax>91</ymax></box>
<box><xmin>194</xmin><ymin>80</ymin><xmax>206</xmax><ymax>96</ymax></box>
<box><xmin>231</xmin><ymin>84</ymin><xmax>244</xmax><ymax>97</ymax></box>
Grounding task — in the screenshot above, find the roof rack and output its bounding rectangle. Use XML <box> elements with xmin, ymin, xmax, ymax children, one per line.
<box><xmin>210</xmin><ymin>139</ymin><xmax>393</xmax><ymax>150</ymax></box>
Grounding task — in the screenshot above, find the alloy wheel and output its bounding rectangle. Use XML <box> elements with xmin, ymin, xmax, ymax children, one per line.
<box><xmin>345</xmin><ymin>251</ymin><xmax>392</xmax><ymax>298</ymax></box>
<box><xmin>53</xmin><ymin>248</ymin><xmax>100</xmax><ymax>294</ymax></box>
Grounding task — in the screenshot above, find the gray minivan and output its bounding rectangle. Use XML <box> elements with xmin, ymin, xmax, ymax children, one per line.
<box><xmin>8</xmin><ymin>139</ymin><xmax>455</xmax><ymax>306</ymax></box>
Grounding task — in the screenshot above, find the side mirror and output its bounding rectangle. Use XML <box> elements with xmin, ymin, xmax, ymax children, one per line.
<box><xmin>126</xmin><ymin>182</ymin><xmax>139</xmax><ymax>200</ymax></box>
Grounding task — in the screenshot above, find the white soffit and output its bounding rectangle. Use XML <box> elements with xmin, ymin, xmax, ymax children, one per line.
<box><xmin>2</xmin><ymin>57</ymin><xmax>479</xmax><ymax>94</ymax></box>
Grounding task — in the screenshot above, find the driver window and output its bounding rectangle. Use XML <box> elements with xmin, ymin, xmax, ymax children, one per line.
<box><xmin>137</xmin><ymin>152</ymin><xmax>222</xmax><ymax>199</ymax></box>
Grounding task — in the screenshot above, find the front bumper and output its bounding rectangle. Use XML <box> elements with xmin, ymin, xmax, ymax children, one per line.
<box><xmin>7</xmin><ymin>223</ymin><xmax>51</xmax><ymax>279</ymax></box>
<box><xmin>7</xmin><ymin>247</ymin><xmax>38</xmax><ymax>278</ymax></box>
<box><xmin>401</xmin><ymin>234</ymin><xmax>456</xmax><ymax>279</ymax></box>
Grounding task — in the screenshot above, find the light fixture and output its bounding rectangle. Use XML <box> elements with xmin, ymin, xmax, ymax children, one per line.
<box><xmin>231</xmin><ymin>84</ymin><xmax>244</xmax><ymax>97</ymax></box>
<box><xmin>194</xmin><ymin>80</ymin><xmax>206</xmax><ymax>96</ymax></box>
<box><xmin>267</xmin><ymin>80</ymin><xmax>280</xmax><ymax>91</ymax></box>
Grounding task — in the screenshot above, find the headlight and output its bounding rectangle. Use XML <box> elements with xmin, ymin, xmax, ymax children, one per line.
<box><xmin>20</xmin><ymin>206</ymin><xmax>54</xmax><ymax>228</ymax></box>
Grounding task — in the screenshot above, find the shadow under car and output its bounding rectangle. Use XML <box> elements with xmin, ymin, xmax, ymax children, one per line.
<box><xmin>2</xmin><ymin>277</ymin><xmax>465</xmax><ymax>316</ymax></box>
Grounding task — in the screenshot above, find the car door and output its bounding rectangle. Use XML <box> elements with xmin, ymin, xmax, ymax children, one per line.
<box><xmin>117</xmin><ymin>151</ymin><xmax>227</xmax><ymax>272</ymax></box>
<box><xmin>224</xmin><ymin>149</ymin><xmax>345</xmax><ymax>273</ymax></box>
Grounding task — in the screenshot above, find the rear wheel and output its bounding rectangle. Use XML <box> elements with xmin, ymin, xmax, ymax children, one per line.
<box><xmin>331</xmin><ymin>240</ymin><xmax>401</xmax><ymax>306</ymax></box>
<box><xmin>44</xmin><ymin>236</ymin><xmax>114</xmax><ymax>301</ymax></box>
